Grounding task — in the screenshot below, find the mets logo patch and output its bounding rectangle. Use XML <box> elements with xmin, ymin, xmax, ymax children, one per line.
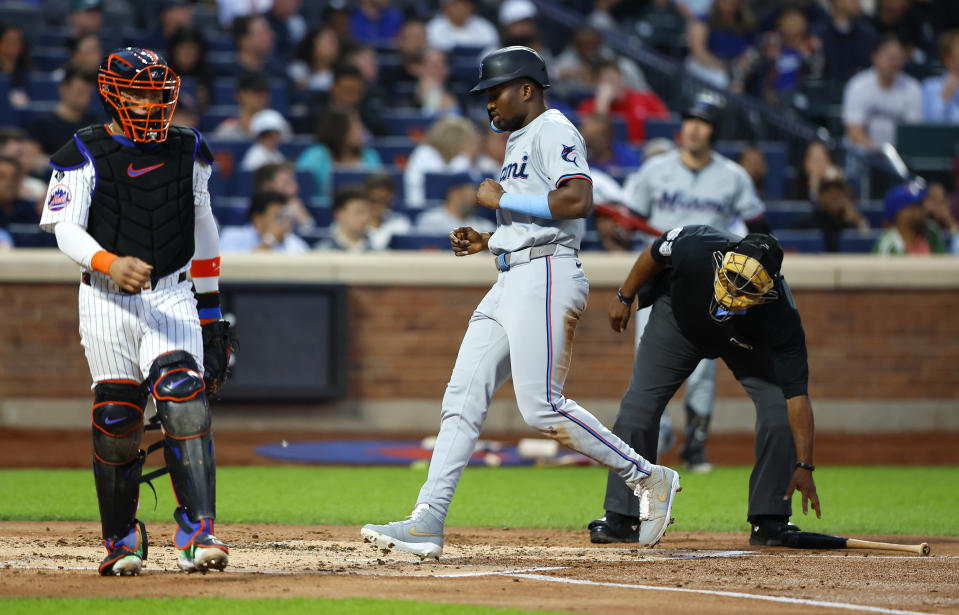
<box><xmin>47</xmin><ymin>184</ymin><xmax>72</xmax><ymax>211</ymax></box>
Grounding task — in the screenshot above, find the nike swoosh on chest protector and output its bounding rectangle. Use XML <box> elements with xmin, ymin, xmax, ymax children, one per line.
<box><xmin>127</xmin><ymin>162</ymin><xmax>165</xmax><ymax>177</ymax></box>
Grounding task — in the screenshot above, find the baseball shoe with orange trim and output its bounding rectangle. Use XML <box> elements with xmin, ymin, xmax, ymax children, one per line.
<box><xmin>99</xmin><ymin>520</ymin><xmax>147</xmax><ymax>576</ymax></box>
<box><xmin>173</xmin><ymin>507</ymin><xmax>228</xmax><ymax>573</ymax></box>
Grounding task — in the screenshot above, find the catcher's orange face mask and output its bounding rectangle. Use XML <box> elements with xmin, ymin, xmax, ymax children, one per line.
<box><xmin>98</xmin><ymin>49</ymin><xmax>180</xmax><ymax>143</ymax></box>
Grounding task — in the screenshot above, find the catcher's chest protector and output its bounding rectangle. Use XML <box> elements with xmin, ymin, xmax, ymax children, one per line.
<box><xmin>80</xmin><ymin>125</ymin><xmax>198</xmax><ymax>277</ymax></box>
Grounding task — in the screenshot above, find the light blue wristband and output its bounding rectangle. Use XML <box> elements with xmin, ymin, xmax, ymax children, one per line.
<box><xmin>499</xmin><ymin>192</ymin><xmax>553</xmax><ymax>219</ymax></box>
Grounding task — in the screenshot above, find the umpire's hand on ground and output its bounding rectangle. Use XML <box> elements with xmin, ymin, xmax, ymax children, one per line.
<box><xmin>449</xmin><ymin>227</ymin><xmax>488</xmax><ymax>256</ymax></box>
<box><xmin>109</xmin><ymin>256</ymin><xmax>153</xmax><ymax>293</ymax></box>
<box><xmin>608</xmin><ymin>298</ymin><xmax>633</xmax><ymax>333</ymax></box>
<box><xmin>785</xmin><ymin>468</ymin><xmax>822</xmax><ymax>519</ymax></box>
<box><xmin>476</xmin><ymin>179</ymin><xmax>504</xmax><ymax>210</ymax></box>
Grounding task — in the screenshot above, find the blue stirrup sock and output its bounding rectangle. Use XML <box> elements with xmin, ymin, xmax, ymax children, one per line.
<box><xmin>499</xmin><ymin>192</ymin><xmax>553</xmax><ymax>219</ymax></box>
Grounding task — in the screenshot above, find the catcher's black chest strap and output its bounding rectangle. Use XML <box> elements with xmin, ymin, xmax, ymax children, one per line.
<box><xmin>137</xmin><ymin>415</ymin><xmax>169</xmax><ymax>508</ymax></box>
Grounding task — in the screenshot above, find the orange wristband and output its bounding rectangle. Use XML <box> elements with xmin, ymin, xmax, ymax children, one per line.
<box><xmin>91</xmin><ymin>250</ymin><xmax>117</xmax><ymax>275</ymax></box>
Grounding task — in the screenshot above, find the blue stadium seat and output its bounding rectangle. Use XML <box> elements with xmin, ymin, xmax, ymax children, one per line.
<box><xmin>278</xmin><ymin>137</ymin><xmax>313</xmax><ymax>161</ymax></box>
<box><xmin>380</xmin><ymin>109</ymin><xmax>431</xmax><ymax>139</ymax></box>
<box><xmin>423</xmin><ymin>172</ymin><xmax>479</xmax><ymax>201</ymax></box>
<box><xmin>859</xmin><ymin>201</ymin><xmax>883</xmax><ymax>228</ymax></box>
<box><xmin>370</xmin><ymin>137</ymin><xmax>416</xmax><ymax>168</ymax></box>
<box><xmin>389</xmin><ymin>233</ymin><xmax>453</xmax><ymax>250</ymax></box>
<box><xmin>198</xmin><ymin>105</ymin><xmax>240</xmax><ymax>134</ymax></box>
<box><xmin>772</xmin><ymin>229</ymin><xmax>824</xmax><ymax>253</ymax></box>
<box><xmin>644</xmin><ymin>117</ymin><xmax>681</xmax><ymax>141</ymax></box>
<box><xmin>838</xmin><ymin>228</ymin><xmax>883</xmax><ymax>253</ymax></box>
<box><xmin>715</xmin><ymin>141</ymin><xmax>787</xmax><ymax>200</ymax></box>
<box><xmin>764</xmin><ymin>200</ymin><xmax>813</xmax><ymax>229</ymax></box>
<box><xmin>31</xmin><ymin>48</ymin><xmax>70</xmax><ymax>72</ymax></box>
<box><xmin>211</xmin><ymin>77</ymin><xmax>289</xmax><ymax>113</ymax></box>
<box><xmin>7</xmin><ymin>224</ymin><xmax>57</xmax><ymax>248</ymax></box>
<box><xmin>211</xmin><ymin>196</ymin><xmax>248</xmax><ymax>227</ymax></box>
<box><xmin>28</xmin><ymin>72</ymin><xmax>59</xmax><ymax>102</ymax></box>
<box><xmin>306</xmin><ymin>206</ymin><xmax>334</xmax><ymax>228</ymax></box>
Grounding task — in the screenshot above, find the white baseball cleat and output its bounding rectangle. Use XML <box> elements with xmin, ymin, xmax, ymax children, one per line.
<box><xmin>361</xmin><ymin>503</ymin><xmax>444</xmax><ymax>560</ymax></box>
<box><xmin>634</xmin><ymin>464</ymin><xmax>681</xmax><ymax>547</ymax></box>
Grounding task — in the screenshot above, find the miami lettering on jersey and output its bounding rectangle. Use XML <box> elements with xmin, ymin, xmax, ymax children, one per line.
<box><xmin>657</xmin><ymin>190</ymin><xmax>729</xmax><ymax>214</ymax></box>
<box><xmin>499</xmin><ymin>154</ymin><xmax>530</xmax><ymax>182</ymax></box>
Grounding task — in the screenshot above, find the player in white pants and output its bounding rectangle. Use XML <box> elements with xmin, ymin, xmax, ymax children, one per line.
<box><xmin>361</xmin><ymin>47</ymin><xmax>681</xmax><ymax>560</ymax></box>
<box><xmin>40</xmin><ymin>47</ymin><xmax>228</xmax><ymax>576</ymax></box>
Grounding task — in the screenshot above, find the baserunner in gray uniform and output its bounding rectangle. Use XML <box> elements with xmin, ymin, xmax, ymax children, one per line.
<box><xmin>361</xmin><ymin>46</ymin><xmax>680</xmax><ymax>560</ymax></box>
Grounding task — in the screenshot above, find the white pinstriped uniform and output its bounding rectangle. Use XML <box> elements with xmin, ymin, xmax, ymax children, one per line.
<box><xmin>416</xmin><ymin>109</ymin><xmax>656</xmax><ymax>519</ymax></box>
<box><xmin>40</xmin><ymin>156</ymin><xmax>212</xmax><ymax>384</ymax></box>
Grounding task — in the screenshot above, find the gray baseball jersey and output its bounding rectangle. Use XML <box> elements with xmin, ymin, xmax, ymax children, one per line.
<box><xmin>488</xmin><ymin>109</ymin><xmax>590</xmax><ymax>254</ymax></box>
<box><xmin>622</xmin><ymin>150</ymin><xmax>764</xmax><ymax>233</ymax></box>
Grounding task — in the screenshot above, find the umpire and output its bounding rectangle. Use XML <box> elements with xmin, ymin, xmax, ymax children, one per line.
<box><xmin>593</xmin><ymin>224</ymin><xmax>821</xmax><ymax>545</ymax></box>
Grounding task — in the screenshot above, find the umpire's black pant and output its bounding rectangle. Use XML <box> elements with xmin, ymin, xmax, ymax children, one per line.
<box><xmin>603</xmin><ymin>295</ymin><xmax>795</xmax><ymax>521</ymax></box>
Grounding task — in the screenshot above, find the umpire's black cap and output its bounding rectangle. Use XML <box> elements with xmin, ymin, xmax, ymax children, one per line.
<box><xmin>469</xmin><ymin>46</ymin><xmax>550</xmax><ymax>93</ymax></box>
<box><xmin>682</xmin><ymin>93</ymin><xmax>722</xmax><ymax>127</ymax></box>
<box><xmin>734</xmin><ymin>233</ymin><xmax>784</xmax><ymax>279</ymax></box>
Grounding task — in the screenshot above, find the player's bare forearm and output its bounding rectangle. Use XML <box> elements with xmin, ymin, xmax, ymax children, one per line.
<box><xmin>786</xmin><ymin>394</ymin><xmax>815</xmax><ymax>466</ymax></box>
<box><xmin>547</xmin><ymin>178</ymin><xmax>593</xmax><ymax>219</ymax></box>
<box><xmin>620</xmin><ymin>245</ymin><xmax>664</xmax><ymax>298</ymax></box>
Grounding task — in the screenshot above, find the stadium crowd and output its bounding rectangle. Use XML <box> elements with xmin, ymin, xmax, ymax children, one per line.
<box><xmin>0</xmin><ymin>0</ymin><xmax>957</xmax><ymax>255</ymax></box>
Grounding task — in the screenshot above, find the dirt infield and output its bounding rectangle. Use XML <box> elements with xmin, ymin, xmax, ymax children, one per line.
<box><xmin>2</xmin><ymin>429</ymin><xmax>957</xmax><ymax>613</ymax></box>
<box><xmin>0</xmin><ymin>522</ymin><xmax>957</xmax><ymax>614</ymax></box>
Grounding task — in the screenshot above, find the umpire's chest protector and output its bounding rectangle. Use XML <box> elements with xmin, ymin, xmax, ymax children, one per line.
<box><xmin>79</xmin><ymin>125</ymin><xmax>198</xmax><ymax>277</ymax></box>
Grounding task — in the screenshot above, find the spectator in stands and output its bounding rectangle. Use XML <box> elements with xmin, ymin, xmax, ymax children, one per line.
<box><xmin>0</xmin><ymin>24</ymin><xmax>32</xmax><ymax>108</ymax></box>
<box><xmin>499</xmin><ymin>0</ymin><xmax>540</xmax><ymax>42</ymax></box>
<box><xmin>343</xmin><ymin>42</ymin><xmax>390</xmax><ymax>117</ymax></box>
<box><xmin>312</xmin><ymin>62</ymin><xmax>387</xmax><ymax>137</ymax></box>
<box><xmin>0</xmin><ymin>128</ymin><xmax>47</xmax><ymax>203</ymax></box>
<box><xmin>215</xmin><ymin>0</ymin><xmax>272</xmax><ymax>29</ymax></box>
<box><xmin>756</xmin><ymin>0</ymin><xmax>831</xmax><ymax>35</ymax></box>
<box><xmin>382</xmin><ymin>20</ymin><xmax>428</xmax><ymax>105</ymax></box>
<box><xmin>426</xmin><ymin>0</ymin><xmax>499</xmax><ymax>54</ymax></box>
<box><xmin>415</xmin><ymin>173</ymin><xmax>494</xmax><ymax>235</ymax></box>
<box><xmin>870</xmin><ymin>0</ymin><xmax>926</xmax><ymax>56</ymax></box>
<box><xmin>737</xmin><ymin>145</ymin><xmax>768</xmax><ymax>197</ymax></box>
<box><xmin>239</xmin><ymin>109</ymin><xmax>291</xmax><ymax>172</ymax></box>
<box><xmin>67</xmin><ymin>0</ymin><xmax>105</xmax><ymax>41</ymax></box>
<box><xmin>0</xmin><ymin>156</ymin><xmax>38</xmax><ymax>228</ymax></box>
<box><xmin>842</xmin><ymin>35</ymin><xmax>922</xmax><ymax>151</ymax></box>
<box><xmin>265</xmin><ymin>0</ymin><xmax>308</xmax><ymax>61</ymax></box>
<box><xmin>874</xmin><ymin>181</ymin><xmax>947</xmax><ymax>254</ymax></box>
<box><xmin>751</xmin><ymin>7</ymin><xmax>816</xmax><ymax>106</ymax></box>
<box><xmin>232</xmin><ymin>14</ymin><xmax>281</xmax><ymax>77</ymax></box>
<box><xmin>166</xmin><ymin>26</ymin><xmax>212</xmax><ymax>110</ymax></box>
<box><xmin>553</xmin><ymin>26</ymin><xmax>649</xmax><ymax>105</ymax></box>
<box><xmin>213</xmin><ymin>71</ymin><xmax>271</xmax><ymax>139</ymax></box>
<box><xmin>142</xmin><ymin>0</ymin><xmax>195</xmax><ymax>54</ymax></box>
<box><xmin>404</xmin><ymin>116</ymin><xmax>478</xmax><ymax>208</ymax></box>
<box><xmin>951</xmin><ymin>157</ymin><xmax>959</xmax><ymax>221</ymax></box>
<box><xmin>171</xmin><ymin>92</ymin><xmax>200</xmax><ymax>129</ymax></box>
<box><xmin>412</xmin><ymin>48</ymin><xmax>462</xmax><ymax>117</ymax></box>
<box><xmin>684</xmin><ymin>0</ymin><xmax>760</xmax><ymax>92</ymax></box>
<box><xmin>26</xmin><ymin>65</ymin><xmax>97</xmax><ymax>156</ymax></box>
<box><xmin>296</xmin><ymin>107</ymin><xmax>383</xmax><ymax>197</ymax></box>
<box><xmin>813</xmin><ymin>0</ymin><xmax>879</xmax><ymax>85</ymax></box>
<box><xmin>632</xmin><ymin>0</ymin><xmax>687</xmax><ymax>57</ymax></box>
<box><xmin>254</xmin><ymin>161</ymin><xmax>315</xmax><ymax>234</ymax></box>
<box><xmin>579</xmin><ymin>112</ymin><xmax>640</xmax><ymax>174</ymax></box>
<box><xmin>923</xmin><ymin>180</ymin><xmax>959</xmax><ymax>237</ymax></box>
<box><xmin>476</xmin><ymin>129</ymin><xmax>508</xmax><ymax>177</ymax></box>
<box><xmin>921</xmin><ymin>30</ymin><xmax>959</xmax><ymax>123</ymax></box>
<box><xmin>576</xmin><ymin>60</ymin><xmax>669</xmax><ymax>144</ymax></box>
<box><xmin>792</xmin><ymin>140</ymin><xmax>834</xmax><ymax>199</ymax></box>
<box><xmin>288</xmin><ymin>27</ymin><xmax>340</xmax><ymax>95</ymax></box>
<box><xmin>219</xmin><ymin>190</ymin><xmax>310</xmax><ymax>253</ymax></box>
<box><xmin>792</xmin><ymin>165</ymin><xmax>869</xmax><ymax>252</ymax></box>
<box><xmin>350</xmin><ymin>0</ymin><xmax>404</xmax><ymax>44</ymax></box>
<box><xmin>53</xmin><ymin>33</ymin><xmax>103</xmax><ymax>81</ymax></box>
<box><xmin>364</xmin><ymin>172</ymin><xmax>411</xmax><ymax>250</ymax></box>
<box><xmin>315</xmin><ymin>185</ymin><xmax>374</xmax><ymax>251</ymax></box>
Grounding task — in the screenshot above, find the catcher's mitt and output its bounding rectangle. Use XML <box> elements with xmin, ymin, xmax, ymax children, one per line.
<box><xmin>201</xmin><ymin>320</ymin><xmax>238</xmax><ymax>395</ymax></box>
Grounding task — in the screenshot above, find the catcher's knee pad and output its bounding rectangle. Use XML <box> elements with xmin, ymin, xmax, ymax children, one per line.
<box><xmin>150</xmin><ymin>351</ymin><xmax>216</xmax><ymax>520</ymax></box>
<box><xmin>92</xmin><ymin>380</ymin><xmax>147</xmax><ymax>542</ymax></box>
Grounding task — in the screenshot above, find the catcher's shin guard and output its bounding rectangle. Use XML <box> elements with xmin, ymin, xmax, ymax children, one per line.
<box><xmin>92</xmin><ymin>380</ymin><xmax>147</xmax><ymax>542</ymax></box>
<box><xmin>150</xmin><ymin>351</ymin><xmax>216</xmax><ymax>521</ymax></box>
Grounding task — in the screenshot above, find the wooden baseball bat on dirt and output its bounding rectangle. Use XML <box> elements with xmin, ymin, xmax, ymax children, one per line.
<box><xmin>781</xmin><ymin>531</ymin><xmax>931</xmax><ymax>555</ymax></box>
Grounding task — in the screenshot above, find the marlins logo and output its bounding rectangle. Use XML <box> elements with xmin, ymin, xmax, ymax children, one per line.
<box><xmin>561</xmin><ymin>144</ymin><xmax>579</xmax><ymax>166</ymax></box>
<box><xmin>47</xmin><ymin>184</ymin><xmax>72</xmax><ymax>212</ymax></box>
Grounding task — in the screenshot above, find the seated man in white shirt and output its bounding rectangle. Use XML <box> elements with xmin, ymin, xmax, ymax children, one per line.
<box><xmin>921</xmin><ymin>29</ymin><xmax>959</xmax><ymax>123</ymax></box>
<box><xmin>414</xmin><ymin>173</ymin><xmax>495</xmax><ymax>235</ymax></box>
<box><xmin>219</xmin><ymin>190</ymin><xmax>310</xmax><ymax>253</ymax></box>
<box><xmin>315</xmin><ymin>184</ymin><xmax>374</xmax><ymax>251</ymax></box>
<box><xmin>426</xmin><ymin>0</ymin><xmax>499</xmax><ymax>53</ymax></box>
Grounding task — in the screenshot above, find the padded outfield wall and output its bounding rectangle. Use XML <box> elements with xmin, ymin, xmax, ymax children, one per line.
<box><xmin>0</xmin><ymin>251</ymin><xmax>956</xmax><ymax>433</ymax></box>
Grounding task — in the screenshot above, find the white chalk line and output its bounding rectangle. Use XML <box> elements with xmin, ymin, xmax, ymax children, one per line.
<box><xmin>488</xmin><ymin>572</ymin><xmax>945</xmax><ymax>615</ymax></box>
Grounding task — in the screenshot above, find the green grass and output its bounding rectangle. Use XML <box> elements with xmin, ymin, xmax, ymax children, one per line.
<box><xmin>0</xmin><ymin>598</ymin><xmax>570</xmax><ymax>615</ymax></box>
<box><xmin>0</xmin><ymin>465</ymin><xmax>956</xmax><ymax>535</ymax></box>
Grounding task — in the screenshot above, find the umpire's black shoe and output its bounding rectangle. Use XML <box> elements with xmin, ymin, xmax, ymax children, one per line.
<box><xmin>588</xmin><ymin>513</ymin><xmax>639</xmax><ymax>544</ymax></box>
<box><xmin>749</xmin><ymin>516</ymin><xmax>802</xmax><ymax>546</ymax></box>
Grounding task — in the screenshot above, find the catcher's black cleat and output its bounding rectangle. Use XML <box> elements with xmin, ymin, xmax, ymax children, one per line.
<box><xmin>99</xmin><ymin>520</ymin><xmax>147</xmax><ymax>576</ymax></box>
<box><xmin>749</xmin><ymin>517</ymin><xmax>802</xmax><ymax>546</ymax></box>
<box><xmin>588</xmin><ymin>513</ymin><xmax>639</xmax><ymax>544</ymax></box>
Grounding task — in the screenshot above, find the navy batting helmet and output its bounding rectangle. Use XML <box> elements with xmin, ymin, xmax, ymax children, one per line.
<box><xmin>682</xmin><ymin>94</ymin><xmax>722</xmax><ymax>127</ymax></box>
<box><xmin>469</xmin><ymin>46</ymin><xmax>550</xmax><ymax>93</ymax></box>
<box><xmin>98</xmin><ymin>47</ymin><xmax>180</xmax><ymax>143</ymax></box>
